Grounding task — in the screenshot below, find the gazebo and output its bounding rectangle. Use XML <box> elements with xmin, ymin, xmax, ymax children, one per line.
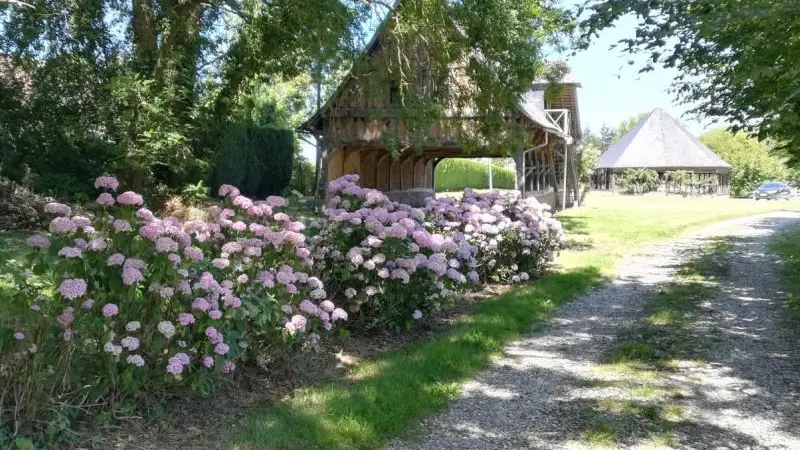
<box><xmin>594</xmin><ymin>108</ymin><xmax>731</xmax><ymax>194</ymax></box>
<box><xmin>299</xmin><ymin>8</ymin><xmax>582</xmax><ymax>209</ymax></box>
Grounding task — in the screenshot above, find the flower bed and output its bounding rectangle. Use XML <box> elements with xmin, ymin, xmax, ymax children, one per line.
<box><xmin>0</xmin><ymin>173</ymin><xmax>564</xmax><ymax>443</ymax></box>
<box><xmin>0</xmin><ymin>177</ymin><xmax>343</xmax><ymax>433</ymax></box>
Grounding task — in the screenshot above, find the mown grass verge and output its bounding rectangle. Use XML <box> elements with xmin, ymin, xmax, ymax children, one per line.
<box><xmin>227</xmin><ymin>196</ymin><xmax>799</xmax><ymax>450</ymax></box>
<box><xmin>770</xmin><ymin>225</ymin><xmax>800</xmax><ymax>310</ymax></box>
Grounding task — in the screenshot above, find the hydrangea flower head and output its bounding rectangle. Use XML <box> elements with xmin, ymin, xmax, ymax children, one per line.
<box><xmin>117</xmin><ymin>191</ymin><xmax>144</xmax><ymax>206</ymax></box>
<box><xmin>44</xmin><ymin>202</ymin><xmax>72</xmax><ymax>216</ymax></box>
<box><xmin>27</xmin><ymin>235</ymin><xmax>50</xmax><ymax>248</ymax></box>
<box><xmin>102</xmin><ymin>303</ymin><xmax>119</xmax><ymax>317</ymax></box>
<box><xmin>94</xmin><ymin>175</ymin><xmax>120</xmax><ymax>191</ymax></box>
<box><xmin>97</xmin><ymin>192</ymin><xmax>115</xmax><ymax>206</ymax></box>
<box><xmin>127</xmin><ymin>355</ymin><xmax>145</xmax><ymax>367</ymax></box>
<box><xmin>59</xmin><ymin>278</ymin><xmax>87</xmax><ymax>299</ymax></box>
<box><xmin>158</xmin><ymin>321</ymin><xmax>176</xmax><ymax>339</ymax></box>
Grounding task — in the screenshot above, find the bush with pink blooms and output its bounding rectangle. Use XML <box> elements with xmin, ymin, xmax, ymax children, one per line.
<box><xmin>423</xmin><ymin>189</ymin><xmax>564</xmax><ymax>283</ymax></box>
<box><xmin>0</xmin><ymin>176</ymin><xmax>343</xmax><ymax>430</ymax></box>
<box><xmin>308</xmin><ymin>175</ymin><xmax>481</xmax><ymax>330</ymax></box>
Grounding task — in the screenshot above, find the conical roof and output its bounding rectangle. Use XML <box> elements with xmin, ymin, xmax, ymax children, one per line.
<box><xmin>595</xmin><ymin>108</ymin><xmax>730</xmax><ymax>171</ymax></box>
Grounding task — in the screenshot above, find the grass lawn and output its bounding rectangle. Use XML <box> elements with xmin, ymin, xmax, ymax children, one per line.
<box><xmin>227</xmin><ymin>193</ymin><xmax>800</xmax><ymax>450</ymax></box>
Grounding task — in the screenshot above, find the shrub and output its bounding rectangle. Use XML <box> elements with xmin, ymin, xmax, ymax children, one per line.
<box><xmin>0</xmin><ymin>176</ymin><xmax>342</xmax><ymax>437</ymax></box>
<box><xmin>423</xmin><ymin>190</ymin><xmax>564</xmax><ymax>283</ymax></box>
<box><xmin>664</xmin><ymin>170</ymin><xmax>691</xmax><ymax>197</ymax></box>
<box><xmin>434</xmin><ymin>158</ymin><xmax>515</xmax><ymax>191</ymax></box>
<box><xmin>0</xmin><ymin>177</ymin><xmax>48</xmax><ymax>232</ymax></box>
<box><xmin>308</xmin><ymin>175</ymin><xmax>480</xmax><ymax>330</ymax></box>
<box><xmin>616</xmin><ymin>169</ymin><xmax>659</xmax><ymax>195</ymax></box>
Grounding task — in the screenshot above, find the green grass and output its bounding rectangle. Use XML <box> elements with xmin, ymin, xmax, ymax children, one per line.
<box><xmin>557</xmin><ymin>193</ymin><xmax>800</xmax><ymax>274</ymax></box>
<box><xmin>770</xmin><ymin>226</ymin><xmax>800</xmax><ymax>310</ymax></box>
<box><xmin>227</xmin><ymin>194</ymin><xmax>799</xmax><ymax>449</ymax></box>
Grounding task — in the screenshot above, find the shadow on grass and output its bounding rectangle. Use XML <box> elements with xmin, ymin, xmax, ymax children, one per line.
<box><xmin>228</xmin><ymin>268</ymin><xmax>605</xmax><ymax>450</ymax></box>
<box><xmin>556</xmin><ymin>214</ymin><xmax>590</xmax><ymax>236</ymax></box>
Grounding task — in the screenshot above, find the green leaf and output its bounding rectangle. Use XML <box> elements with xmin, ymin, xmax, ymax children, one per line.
<box><xmin>15</xmin><ymin>437</ymin><xmax>37</xmax><ymax>450</ymax></box>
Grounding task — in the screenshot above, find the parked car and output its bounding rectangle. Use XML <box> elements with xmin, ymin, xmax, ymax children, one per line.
<box><xmin>752</xmin><ymin>181</ymin><xmax>792</xmax><ymax>200</ymax></box>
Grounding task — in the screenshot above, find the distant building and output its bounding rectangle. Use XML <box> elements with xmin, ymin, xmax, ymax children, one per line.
<box><xmin>594</xmin><ymin>108</ymin><xmax>731</xmax><ymax>195</ymax></box>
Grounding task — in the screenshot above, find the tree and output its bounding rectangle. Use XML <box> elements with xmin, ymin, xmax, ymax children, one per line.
<box><xmin>578</xmin><ymin>1</ymin><xmax>800</xmax><ymax>165</ymax></box>
<box><xmin>700</xmin><ymin>129</ymin><xmax>787</xmax><ymax>197</ymax></box>
<box><xmin>614</xmin><ymin>113</ymin><xmax>647</xmax><ymax>140</ymax></box>
<box><xmin>0</xmin><ymin>0</ymin><xmax>570</xmax><ymax>199</ymax></box>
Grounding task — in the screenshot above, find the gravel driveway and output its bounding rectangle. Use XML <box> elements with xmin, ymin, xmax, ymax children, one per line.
<box><xmin>387</xmin><ymin>211</ymin><xmax>800</xmax><ymax>450</ymax></box>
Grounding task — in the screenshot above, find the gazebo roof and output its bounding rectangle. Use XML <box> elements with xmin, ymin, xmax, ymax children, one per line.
<box><xmin>595</xmin><ymin>108</ymin><xmax>730</xmax><ymax>171</ymax></box>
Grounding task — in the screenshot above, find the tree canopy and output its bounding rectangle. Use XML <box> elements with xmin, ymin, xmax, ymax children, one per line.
<box><xmin>700</xmin><ymin>129</ymin><xmax>788</xmax><ymax>197</ymax></box>
<box><xmin>0</xmin><ymin>0</ymin><xmax>570</xmax><ymax>200</ymax></box>
<box><xmin>578</xmin><ymin>0</ymin><xmax>800</xmax><ymax>165</ymax></box>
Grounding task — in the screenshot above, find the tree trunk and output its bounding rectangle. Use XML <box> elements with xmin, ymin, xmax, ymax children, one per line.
<box><xmin>132</xmin><ymin>0</ymin><xmax>158</xmax><ymax>74</ymax></box>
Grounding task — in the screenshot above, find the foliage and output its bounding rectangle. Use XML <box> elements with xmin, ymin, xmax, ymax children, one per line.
<box><xmin>577</xmin><ymin>140</ymin><xmax>601</xmax><ymax>197</ymax></box>
<box><xmin>180</xmin><ymin>181</ymin><xmax>211</xmax><ymax>207</ymax></box>
<box><xmin>616</xmin><ymin>169</ymin><xmax>659</xmax><ymax>195</ymax></box>
<box><xmin>424</xmin><ymin>190</ymin><xmax>564</xmax><ymax>283</ymax></box>
<box><xmin>434</xmin><ymin>159</ymin><xmax>515</xmax><ymax>191</ymax></box>
<box><xmin>0</xmin><ymin>176</ymin><xmax>343</xmax><ymax>440</ymax></box>
<box><xmin>211</xmin><ymin>125</ymin><xmax>296</xmax><ymax>198</ymax></box>
<box><xmin>578</xmin><ymin>0</ymin><xmax>800</xmax><ymax>165</ymax></box>
<box><xmin>288</xmin><ymin>154</ymin><xmax>316</xmax><ymax>197</ymax></box>
<box><xmin>664</xmin><ymin>170</ymin><xmax>691</xmax><ymax>197</ymax></box>
<box><xmin>700</xmin><ymin>129</ymin><xmax>787</xmax><ymax>197</ymax></box>
<box><xmin>0</xmin><ymin>0</ymin><xmax>571</xmax><ymax>201</ymax></box>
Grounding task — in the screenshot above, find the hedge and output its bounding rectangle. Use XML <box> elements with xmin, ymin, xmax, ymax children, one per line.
<box><xmin>435</xmin><ymin>158</ymin><xmax>515</xmax><ymax>191</ymax></box>
<box><xmin>212</xmin><ymin>125</ymin><xmax>295</xmax><ymax>198</ymax></box>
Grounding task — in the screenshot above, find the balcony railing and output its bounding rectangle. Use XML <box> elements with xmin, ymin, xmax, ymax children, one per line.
<box><xmin>545</xmin><ymin>109</ymin><xmax>571</xmax><ymax>136</ymax></box>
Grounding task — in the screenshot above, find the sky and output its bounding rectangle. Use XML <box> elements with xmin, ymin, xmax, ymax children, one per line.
<box><xmin>562</xmin><ymin>14</ymin><xmax>721</xmax><ymax>138</ymax></box>
<box><xmin>300</xmin><ymin>7</ymin><xmax>725</xmax><ymax>161</ymax></box>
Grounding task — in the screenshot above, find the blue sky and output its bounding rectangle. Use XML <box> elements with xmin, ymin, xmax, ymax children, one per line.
<box><xmin>562</xmin><ymin>14</ymin><xmax>719</xmax><ymax>137</ymax></box>
<box><xmin>300</xmin><ymin>7</ymin><xmax>723</xmax><ymax>161</ymax></box>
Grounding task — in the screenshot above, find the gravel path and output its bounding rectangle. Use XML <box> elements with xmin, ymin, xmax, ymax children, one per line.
<box><xmin>387</xmin><ymin>211</ymin><xmax>800</xmax><ymax>450</ymax></box>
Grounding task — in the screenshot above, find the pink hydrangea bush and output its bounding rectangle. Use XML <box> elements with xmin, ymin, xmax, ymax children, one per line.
<box><xmin>308</xmin><ymin>175</ymin><xmax>479</xmax><ymax>330</ymax></box>
<box><xmin>423</xmin><ymin>189</ymin><xmax>564</xmax><ymax>283</ymax></box>
<box><xmin>1</xmin><ymin>176</ymin><xmax>340</xmax><ymax>426</ymax></box>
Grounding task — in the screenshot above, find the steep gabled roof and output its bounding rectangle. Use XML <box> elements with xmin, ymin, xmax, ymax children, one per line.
<box><xmin>298</xmin><ymin>5</ymin><xmax>570</xmax><ymax>140</ymax></box>
<box><xmin>596</xmin><ymin>108</ymin><xmax>730</xmax><ymax>170</ymax></box>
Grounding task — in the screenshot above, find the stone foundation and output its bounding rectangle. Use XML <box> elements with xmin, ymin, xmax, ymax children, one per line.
<box><xmin>385</xmin><ymin>188</ymin><xmax>435</xmax><ymax>207</ymax></box>
<box><xmin>528</xmin><ymin>188</ymin><xmax>557</xmax><ymax>209</ymax></box>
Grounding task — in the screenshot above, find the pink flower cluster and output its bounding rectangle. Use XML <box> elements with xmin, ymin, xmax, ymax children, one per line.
<box><xmin>424</xmin><ymin>188</ymin><xmax>564</xmax><ymax>283</ymax></box>
<box><xmin>17</xmin><ymin>174</ymin><xmax>341</xmax><ymax>394</ymax></box>
<box><xmin>312</xmin><ymin>175</ymin><xmax>481</xmax><ymax>328</ymax></box>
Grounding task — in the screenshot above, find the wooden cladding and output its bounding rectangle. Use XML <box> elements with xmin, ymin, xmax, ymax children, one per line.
<box><xmin>326</xmin><ymin>148</ymin><xmax>436</xmax><ymax>192</ymax></box>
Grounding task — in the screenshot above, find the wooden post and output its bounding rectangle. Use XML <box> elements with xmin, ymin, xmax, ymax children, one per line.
<box><xmin>561</xmin><ymin>144</ymin><xmax>568</xmax><ymax>209</ymax></box>
<box><xmin>513</xmin><ymin>148</ymin><xmax>525</xmax><ymax>196</ymax></box>
<box><xmin>316</xmin><ymin>136</ymin><xmax>329</xmax><ymax>207</ymax></box>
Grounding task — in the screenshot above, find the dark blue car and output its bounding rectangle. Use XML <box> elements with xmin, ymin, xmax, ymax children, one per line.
<box><xmin>753</xmin><ymin>182</ymin><xmax>791</xmax><ymax>200</ymax></box>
